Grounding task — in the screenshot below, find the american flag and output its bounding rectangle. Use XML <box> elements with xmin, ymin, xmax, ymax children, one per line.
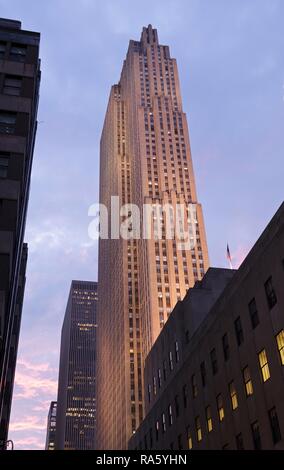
<box><xmin>227</xmin><ymin>243</ymin><xmax>233</xmax><ymax>269</ymax></box>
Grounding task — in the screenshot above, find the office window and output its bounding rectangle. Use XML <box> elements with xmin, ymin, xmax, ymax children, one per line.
<box><xmin>264</xmin><ymin>277</ymin><xmax>277</xmax><ymax>309</ymax></box>
<box><xmin>168</xmin><ymin>404</ymin><xmax>173</xmax><ymax>426</ymax></box>
<box><xmin>163</xmin><ymin>359</ymin><xmax>167</xmax><ymax>381</ymax></box>
<box><xmin>268</xmin><ymin>407</ymin><xmax>282</xmax><ymax>444</ymax></box>
<box><xmin>234</xmin><ymin>316</ymin><xmax>244</xmax><ymax>346</ymax></box>
<box><xmin>243</xmin><ymin>366</ymin><xmax>253</xmax><ymax>396</ymax></box>
<box><xmin>210</xmin><ymin>348</ymin><xmax>218</xmax><ymax>375</ymax></box>
<box><xmin>182</xmin><ymin>384</ymin><xmax>188</xmax><ymax>408</ymax></box>
<box><xmin>175</xmin><ymin>340</ymin><xmax>179</xmax><ymax>362</ymax></box>
<box><xmin>248</xmin><ymin>298</ymin><xmax>259</xmax><ymax>329</ymax></box>
<box><xmin>229</xmin><ymin>381</ymin><xmax>238</xmax><ymax>410</ymax></box>
<box><xmin>222</xmin><ymin>333</ymin><xmax>230</xmax><ymax>361</ymax></box>
<box><xmin>236</xmin><ymin>433</ymin><xmax>244</xmax><ymax>450</ymax></box>
<box><xmin>169</xmin><ymin>351</ymin><xmax>173</xmax><ymax>371</ymax></box>
<box><xmin>258</xmin><ymin>349</ymin><xmax>270</xmax><ymax>382</ymax></box>
<box><xmin>276</xmin><ymin>330</ymin><xmax>284</xmax><ymax>365</ymax></box>
<box><xmin>178</xmin><ymin>434</ymin><xmax>183</xmax><ymax>450</ymax></box>
<box><xmin>174</xmin><ymin>395</ymin><xmax>180</xmax><ymax>417</ymax></box>
<box><xmin>3</xmin><ymin>76</ymin><xmax>22</xmax><ymax>96</ymax></box>
<box><xmin>155</xmin><ymin>420</ymin><xmax>159</xmax><ymax>441</ymax></box>
<box><xmin>10</xmin><ymin>44</ymin><xmax>27</xmax><ymax>62</ymax></box>
<box><xmin>217</xmin><ymin>394</ymin><xmax>225</xmax><ymax>422</ymax></box>
<box><xmin>0</xmin><ymin>111</ymin><xmax>17</xmax><ymax>134</ymax></box>
<box><xmin>195</xmin><ymin>417</ymin><xmax>202</xmax><ymax>442</ymax></box>
<box><xmin>0</xmin><ymin>42</ymin><xmax>6</xmax><ymax>57</ymax></box>
<box><xmin>158</xmin><ymin>368</ymin><xmax>162</xmax><ymax>388</ymax></box>
<box><xmin>162</xmin><ymin>413</ymin><xmax>166</xmax><ymax>433</ymax></box>
<box><xmin>186</xmin><ymin>426</ymin><xmax>193</xmax><ymax>450</ymax></box>
<box><xmin>206</xmin><ymin>406</ymin><xmax>213</xmax><ymax>432</ymax></box>
<box><xmin>200</xmin><ymin>361</ymin><xmax>206</xmax><ymax>387</ymax></box>
<box><xmin>0</xmin><ymin>154</ymin><xmax>9</xmax><ymax>178</ymax></box>
<box><xmin>191</xmin><ymin>374</ymin><xmax>197</xmax><ymax>398</ymax></box>
<box><xmin>251</xmin><ymin>421</ymin><xmax>262</xmax><ymax>450</ymax></box>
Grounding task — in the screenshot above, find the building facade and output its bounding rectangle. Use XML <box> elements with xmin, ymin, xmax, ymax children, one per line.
<box><xmin>55</xmin><ymin>281</ymin><xmax>97</xmax><ymax>450</ymax></box>
<box><xmin>129</xmin><ymin>202</ymin><xmax>284</xmax><ymax>450</ymax></box>
<box><xmin>0</xmin><ymin>18</ymin><xmax>40</xmax><ymax>446</ymax></box>
<box><xmin>96</xmin><ymin>25</ymin><xmax>209</xmax><ymax>449</ymax></box>
<box><xmin>45</xmin><ymin>401</ymin><xmax>57</xmax><ymax>450</ymax></box>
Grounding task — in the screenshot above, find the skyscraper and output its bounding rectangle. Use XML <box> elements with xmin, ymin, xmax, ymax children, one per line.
<box><xmin>55</xmin><ymin>281</ymin><xmax>97</xmax><ymax>450</ymax></box>
<box><xmin>0</xmin><ymin>18</ymin><xmax>41</xmax><ymax>447</ymax></box>
<box><xmin>96</xmin><ymin>25</ymin><xmax>209</xmax><ymax>449</ymax></box>
<box><xmin>45</xmin><ymin>401</ymin><xmax>57</xmax><ymax>450</ymax></box>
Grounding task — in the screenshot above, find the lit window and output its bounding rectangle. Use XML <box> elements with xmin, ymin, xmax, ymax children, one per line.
<box><xmin>264</xmin><ymin>275</ymin><xmax>278</xmax><ymax>310</ymax></box>
<box><xmin>258</xmin><ymin>349</ymin><xmax>270</xmax><ymax>382</ymax></box>
<box><xmin>162</xmin><ymin>413</ymin><xmax>166</xmax><ymax>433</ymax></box>
<box><xmin>206</xmin><ymin>406</ymin><xmax>213</xmax><ymax>432</ymax></box>
<box><xmin>169</xmin><ymin>351</ymin><xmax>173</xmax><ymax>371</ymax></box>
<box><xmin>186</xmin><ymin>426</ymin><xmax>193</xmax><ymax>449</ymax></box>
<box><xmin>217</xmin><ymin>394</ymin><xmax>225</xmax><ymax>422</ymax></box>
<box><xmin>276</xmin><ymin>330</ymin><xmax>284</xmax><ymax>365</ymax></box>
<box><xmin>229</xmin><ymin>381</ymin><xmax>238</xmax><ymax>410</ymax></box>
<box><xmin>168</xmin><ymin>404</ymin><xmax>173</xmax><ymax>426</ymax></box>
<box><xmin>195</xmin><ymin>416</ymin><xmax>202</xmax><ymax>442</ymax></box>
<box><xmin>243</xmin><ymin>366</ymin><xmax>253</xmax><ymax>396</ymax></box>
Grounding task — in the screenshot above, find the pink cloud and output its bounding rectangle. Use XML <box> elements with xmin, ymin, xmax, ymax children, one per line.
<box><xmin>9</xmin><ymin>415</ymin><xmax>46</xmax><ymax>432</ymax></box>
<box><xmin>14</xmin><ymin>371</ymin><xmax>57</xmax><ymax>399</ymax></box>
<box><xmin>13</xmin><ymin>436</ymin><xmax>44</xmax><ymax>450</ymax></box>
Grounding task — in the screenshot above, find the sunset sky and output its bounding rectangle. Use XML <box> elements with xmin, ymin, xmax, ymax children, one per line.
<box><xmin>0</xmin><ymin>0</ymin><xmax>283</xmax><ymax>449</ymax></box>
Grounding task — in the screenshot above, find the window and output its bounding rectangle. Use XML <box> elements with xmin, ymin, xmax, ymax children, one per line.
<box><xmin>222</xmin><ymin>333</ymin><xmax>230</xmax><ymax>361</ymax></box>
<box><xmin>169</xmin><ymin>351</ymin><xmax>173</xmax><ymax>371</ymax></box>
<box><xmin>229</xmin><ymin>381</ymin><xmax>238</xmax><ymax>410</ymax></box>
<box><xmin>158</xmin><ymin>368</ymin><xmax>162</xmax><ymax>388</ymax></box>
<box><xmin>163</xmin><ymin>359</ymin><xmax>167</xmax><ymax>381</ymax></box>
<box><xmin>248</xmin><ymin>298</ymin><xmax>259</xmax><ymax>329</ymax></box>
<box><xmin>217</xmin><ymin>394</ymin><xmax>225</xmax><ymax>422</ymax></box>
<box><xmin>258</xmin><ymin>349</ymin><xmax>270</xmax><ymax>382</ymax></box>
<box><xmin>0</xmin><ymin>42</ymin><xmax>6</xmax><ymax>57</ymax></box>
<box><xmin>234</xmin><ymin>317</ymin><xmax>244</xmax><ymax>346</ymax></box>
<box><xmin>147</xmin><ymin>384</ymin><xmax>151</xmax><ymax>403</ymax></box>
<box><xmin>195</xmin><ymin>417</ymin><xmax>202</xmax><ymax>442</ymax></box>
<box><xmin>162</xmin><ymin>413</ymin><xmax>166</xmax><ymax>433</ymax></box>
<box><xmin>155</xmin><ymin>420</ymin><xmax>159</xmax><ymax>441</ymax></box>
<box><xmin>206</xmin><ymin>406</ymin><xmax>213</xmax><ymax>432</ymax></box>
<box><xmin>200</xmin><ymin>361</ymin><xmax>206</xmax><ymax>387</ymax></box>
<box><xmin>182</xmin><ymin>384</ymin><xmax>188</xmax><ymax>408</ymax></box>
<box><xmin>174</xmin><ymin>395</ymin><xmax>180</xmax><ymax>417</ymax></box>
<box><xmin>175</xmin><ymin>340</ymin><xmax>179</xmax><ymax>362</ymax></box>
<box><xmin>210</xmin><ymin>348</ymin><xmax>218</xmax><ymax>375</ymax></box>
<box><xmin>3</xmin><ymin>76</ymin><xmax>22</xmax><ymax>96</ymax></box>
<box><xmin>153</xmin><ymin>376</ymin><xmax>157</xmax><ymax>396</ymax></box>
<box><xmin>178</xmin><ymin>434</ymin><xmax>183</xmax><ymax>450</ymax></box>
<box><xmin>268</xmin><ymin>407</ymin><xmax>282</xmax><ymax>444</ymax></box>
<box><xmin>251</xmin><ymin>421</ymin><xmax>261</xmax><ymax>450</ymax></box>
<box><xmin>276</xmin><ymin>330</ymin><xmax>284</xmax><ymax>365</ymax></box>
<box><xmin>0</xmin><ymin>154</ymin><xmax>9</xmax><ymax>178</ymax></box>
<box><xmin>0</xmin><ymin>111</ymin><xmax>17</xmax><ymax>134</ymax></box>
<box><xmin>10</xmin><ymin>44</ymin><xmax>27</xmax><ymax>62</ymax></box>
<box><xmin>243</xmin><ymin>366</ymin><xmax>253</xmax><ymax>396</ymax></box>
<box><xmin>186</xmin><ymin>426</ymin><xmax>193</xmax><ymax>449</ymax></box>
<box><xmin>264</xmin><ymin>277</ymin><xmax>277</xmax><ymax>309</ymax></box>
<box><xmin>168</xmin><ymin>404</ymin><xmax>173</xmax><ymax>426</ymax></box>
<box><xmin>236</xmin><ymin>433</ymin><xmax>244</xmax><ymax>450</ymax></box>
<box><xmin>191</xmin><ymin>374</ymin><xmax>197</xmax><ymax>398</ymax></box>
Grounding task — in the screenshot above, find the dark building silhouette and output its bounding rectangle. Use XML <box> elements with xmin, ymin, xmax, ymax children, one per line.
<box><xmin>55</xmin><ymin>281</ymin><xmax>97</xmax><ymax>450</ymax></box>
<box><xmin>45</xmin><ymin>401</ymin><xmax>57</xmax><ymax>450</ymax></box>
<box><xmin>0</xmin><ymin>18</ymin><xmax>41</xmax><ymax>447</ymax></box>
<box><xmin>129</xmin><ymin>202</ymin><xmax>284</xmax><ymax>450</ymax></box>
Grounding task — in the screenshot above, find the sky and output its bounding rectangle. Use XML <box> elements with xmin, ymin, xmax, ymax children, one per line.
<box><xmin>0</xmin><ymin>0</ymin><xmax>283</xmax><ymax>450</ymax></box>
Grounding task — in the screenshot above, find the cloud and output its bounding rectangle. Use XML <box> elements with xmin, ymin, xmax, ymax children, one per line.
<box><xmin>9</xmin><ymin>416</ymin><xmax>46</xmax><ymax>432</ymax></box>
<box><xmin>14</xmin><ymin>437</ymin><xmax>43</xmax><ymax>450</ymax></box>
